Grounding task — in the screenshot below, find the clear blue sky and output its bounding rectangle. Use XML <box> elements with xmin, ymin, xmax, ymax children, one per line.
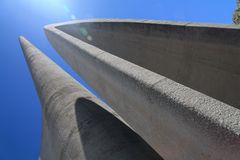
<box><xmin>0</xmin><ymin>0</ymin><xmax>236</xmax><ymax>159</ymax></box>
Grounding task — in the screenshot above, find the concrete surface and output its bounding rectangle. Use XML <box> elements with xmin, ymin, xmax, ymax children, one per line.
<box><xmin>56</xmin><ymin>19</ymin><xmax>240</xmax><ymax>108</ymax></box>
<box><xmin>45</xmin><ymin>19</ymin><xmax>240</xmax><ymax>160</ymax></box>
<box><xmin>19</xmin><ymin>36</ymin><xmax>163</xmax><ymax>160</ymax></box>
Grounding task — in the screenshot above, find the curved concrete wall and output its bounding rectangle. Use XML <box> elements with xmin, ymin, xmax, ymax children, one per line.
<box><xmin>45</xmin><ymin>19</ymin><xmax>240</xmax><ymax>160</ymax></box>
<box><xmin>56</xmin><ymin>19</ymin><xmax>240</xmax><ymax>108</ymax></box>
<box><xmin>19</xmin><ymin>36</ymin><xmax>163</xmax><ymax>160</ymax></box>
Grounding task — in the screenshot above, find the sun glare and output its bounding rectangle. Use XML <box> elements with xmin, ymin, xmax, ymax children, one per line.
<box><xmin>23</xmin><ymin>0</ymin><xmax>77</xmax><ymax>20</ymax></box>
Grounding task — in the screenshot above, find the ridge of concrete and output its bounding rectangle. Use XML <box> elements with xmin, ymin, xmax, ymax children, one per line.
<box><xmin>44</xmin><ymin>19</ymin><xmax>240</xmax><ymax>160</ymax></box>
<box><xmin>19</xmin><ymin>36</ymin><xmax>163</xmax><ymax>160</ymax></box>
<box><xmin>50</xmin><ymin>19</ymin><xmax>240</xmax><ymax>107</ymax></box>
<box><xmin>44</xmin><ymin>18</ymin><xmax>240</xmax><ymax>31</ymax></box>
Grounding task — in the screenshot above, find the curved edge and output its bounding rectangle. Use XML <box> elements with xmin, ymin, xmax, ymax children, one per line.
<box><xmin>19</xmin><ymin>36</ymin><xmax>163</xmax><ymax>160</ymax></box>
<box><xmin>44</xmin><ymin>20</ymin><xmax>240</xmax><ymax>135</ymax></box>
<box><xmin>44</xmin><ymin>20</ymin><xmax>240</xmax><ymax>160</ymax></box>
<box><xmin>44</xmin><ymin>18</ymin><xmax>240</xmax><ymax>31</ymax></box>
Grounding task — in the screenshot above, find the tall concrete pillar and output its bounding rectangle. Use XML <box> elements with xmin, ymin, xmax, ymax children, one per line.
<box><xmin>44</xmin><ymin>19</ymin><xmax>240</xmax><ymax>160</ymax></box>
<box><xmin>19</xmin><ymin>36</ymin><xmax>162</xmax><ymax>160</ymax></box>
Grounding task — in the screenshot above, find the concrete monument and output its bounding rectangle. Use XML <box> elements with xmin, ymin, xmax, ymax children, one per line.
<box><xmin>19</xmin><ymin>36</ymin><xmax>162</xmax><ymax>160</ymax></box>
<box><xmin>20</xmin><ymin>19</ymin><xmax>240</xmax><ymax>160</ymax></box>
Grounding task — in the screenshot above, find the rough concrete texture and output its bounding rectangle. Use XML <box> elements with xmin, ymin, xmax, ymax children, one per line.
<box><xmin>19</xmin><ymin>36</ymin><xmax>163</xmax><ymax>160</ymax></box>
<box><xmin>55</xmin><ymin>19</ymin><xmax>240</xmax><ymax>108</ymax></box>
<box><xmin>45</xmin><ymin>19</ymin><xmax>240</xmax><ymax>160</ymax></box>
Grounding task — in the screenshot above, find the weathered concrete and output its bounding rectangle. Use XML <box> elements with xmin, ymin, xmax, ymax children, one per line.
<box><xmin>55</xmin><ymin>19</ymin><xmax>240</xmax><ymax>108</ymax></box>
<box><xmin>45</xmin><ymin>19</ymin><xmax>240</xmax><ymax>160</ymax></box>
<box><xmin>19</xmin><ymin>36</ymin><xmax>163</xmax><ymax>160</ymax></box>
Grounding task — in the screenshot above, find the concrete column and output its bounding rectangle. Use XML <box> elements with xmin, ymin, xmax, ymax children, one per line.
<box><xmin>19</xmin><ymin>36</ymin><xmax>162</xmax><ymax>160</ymax></box>
<box><xmin>44</xmin><ymin>19</ymin><xmax>240</xmax><ymax>160</ymax></box>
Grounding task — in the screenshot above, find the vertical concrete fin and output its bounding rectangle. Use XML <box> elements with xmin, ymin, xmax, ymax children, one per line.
<box><xmin>44</xmin><ymin>20</ymin><xmax>240</xmax><ymax>160</ymax></box>
<box><xmin>19</xmin><ymin>36</ymin><xmax>163</xmax><ymax>160</ymax></box>
<box><xmin>19</xmin><ymin>36</ymin><xmax>80</xmax><ymax>104</ymax></box>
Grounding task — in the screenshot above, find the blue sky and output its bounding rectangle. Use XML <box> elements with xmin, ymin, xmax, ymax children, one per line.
<box><xmin>0</xmin><ymin>0</ymin><xmax>236</xmax><ymax>159</ymax></box>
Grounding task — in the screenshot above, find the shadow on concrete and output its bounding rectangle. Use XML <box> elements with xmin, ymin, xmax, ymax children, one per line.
<box><xmin>58</xmin><ymin>22</ymin><xmax>240</xmax><ymax>108</ymax></box>
<box><xmin>74</xmin><ymin>98</ymin><xmax>163</xmax><ymax>160</ymax></box>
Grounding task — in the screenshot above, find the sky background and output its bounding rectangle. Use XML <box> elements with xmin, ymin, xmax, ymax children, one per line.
<box><xmin>0</xmin><ymin>0</ymin><xmax>236</xmax><ymax>159</ymax></box>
